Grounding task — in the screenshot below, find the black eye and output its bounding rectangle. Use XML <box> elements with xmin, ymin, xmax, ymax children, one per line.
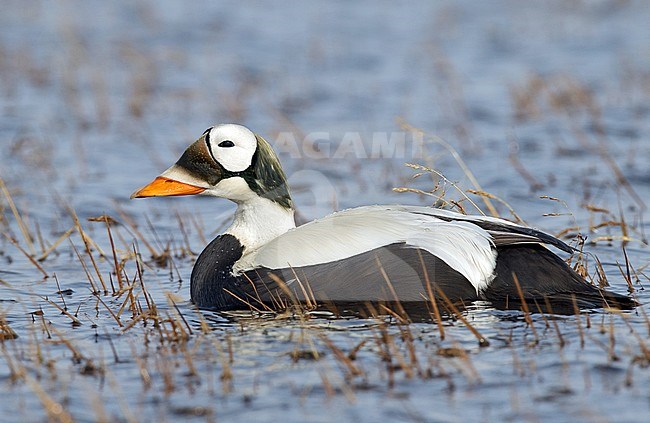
<box><xmin>218</xmin><ymin>140</ymin><xmax>235</xmax><ymax>148</ymax></box>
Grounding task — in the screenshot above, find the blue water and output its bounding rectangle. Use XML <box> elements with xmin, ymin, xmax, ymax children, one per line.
<box><xmin>1</xmin><ymin>1</ymin><xmax>649</xmax><ymax>422</ymax></box>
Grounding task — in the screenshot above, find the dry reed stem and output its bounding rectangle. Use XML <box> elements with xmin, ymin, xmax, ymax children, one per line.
<box><xmin>134</xmin><ymin>248</ymin><xmax>155</xmax><ymax>315</ymax></box>
<box><xmin>69</xmin><ymin>238</ymin><xmax>99</xmax><ymax>294</ymax></box>
<box><xmin>398</xmin><ymin>119</ymin><xmax>498</xmax><ymax>216</ymax></box>
<box><xmin>95</xmin><ymin>295</ymin><xmax>123</xmax><ymax>327</ymax></box>
<box><xmin>418</xmin><ymin>250</ymin><xmax>445</xmax><ymax>340</ymax></box>
<box><xmin>267</xmin><ymin>273</ymin><xmax>300</xmax><ymax>308</ymax></box>
<box><xmin>286</xmin><ymin>267</ymin><xmax>315</xmax><ymax>310</ymax></box>
<box><xmin>53</xmin><ymin>274</ymin><xmax>67</xmax><ymax>311</ymax></box>
<box><xmin>375</xmin><ymin>257</ymin><xmax>408</xmax><ymax>320</ymax></box>
<box><xmin>317</xmin><ymin>369</ymin><xmax>336</xmax><ymax>399</ymax></box>
<box><xmin>102</xmin><ymin>216</ymin><xmax>124</xmax><ymax>291</ymax></box>
<box><xmin>187</xmin><ymin>211</ymin><xmax>208</xmax><ymax>246</ymax></box>
<box><xmin>174</xmin><ymin>211</ymin><xmax>196</xmax><ymax>256</ymax></box>
<box><xmin>382</xmin><ymin>326</ymin><xmax>414</xmax><ymax>380</ymax></box>
<box><xmin>0</xmin><ymin>313</ymin><xmax>18</xmax><ymax>340</ymax></box>
<box><xmin>508</xmin><ymin>133</ymin><xmax>545</xmax><ymax>191</ymax></box>
<box><xmin>101</xmin><ymin>328</ymin><xmax>120</xmax><ymax>363</ymax></box>
<box><xmin>24</xmin><ymin>373</ymin><xmax>75</xmax><ymax>423</ymax></box>
<box><xmin>592</xmin><ymin>131</ymin><xmax>646</xmax><ymax>214</ymax></box>
<box><xmin>0</xmin><ymin>176</ymin><xmax>35</xmax><ymax>255</ymax></box>
<box><xmin>74</xmin><ymin>218</ymin><xmax>108</xmax><ymax>293</ymax></box>
<box><xmin>615</xmin><ymin>312</ymin><xmax>650</xmax><ymax>364</ymax></box>
<box><xmin>608</xmin><ymin>316</ymin><xmax>618</xmax><ymax>361</ymax></box>
<box><xmin>543</xmin><ymin>296</ymin><xmax>565</xmax><ymax>347</ymax></box>
<box><xmin>618</xmin><ymin>245</ymin><xmax>636</xmax><ymax>293</ymax></box>
<box><xmin>442</xmin><ymin>341</ymin><xmax>481</xmax><ymax>383</ymax></box>
<box><xmin>466</xmin><ymin>189</ymin><xmax>524</xmax><ymax>223</ymax></box>
<box><xmin>511</xmin><ymin>273</ymin><xmax>539</xmax><ymax>343</ymax></box>
<box><xmin>37</xmin><ymin>227</ymin><xmax>75</xmax><ymax>262</ymax></box>
<box><xmin>398</xmin><ymin>324</ymin><xmax>424</xmax><ymax>377</ymax></box>
<box><xmin>222</xmin><ymin>288</ymin><xmax>266</xmax><ymax>313</ymax></box>
<box><xmin>572</xmin><ymin>297</ymin><xmax>585</xmax><ymax>349</ymax></box>
<box><xmin>48</xmin><ymin>325</ymin><xmax>84</xmax><ymax>361</ymax></box>
<box><xmin>392</xmin><ymin>187</ymin><xmax>459</xmax><ymax>212</ymax></box>
<box><xmin>120</xmin><ymin>312</ymin><xmax>151</xmax><ymax>332</ymax></box>
<box><xmin>2</xmin><ymin>232</ymin><xmax>49</xmax><ymax>278</ymax></box>
<box><xmin>167</xmin><ymin>294</ymin><xmax>193</xmax><ymax>336</ymax></box>
<box><xmin>378</xmin><ymin>304</ymin><xmax>410</xmax><ymax>325</ymax></box>
<box><xmin>1</xmin><ymin>340</ymin><xmax>25</xmax><ymax>381</ymax></box>
<box><xmin>402</xmin><ymin>163</ymin><xmax>485</xmax><ymax>215</ymax></box>
<box><xmin>114</xmin><ymin>206</ymin><xmax>159</xmax><ymax>258</ymax></box>
<box><xmin>434</xmin><ymin>287</ymin><xmax>490</xmax><ymax>347</ymax></box>
<box><xmin>38</xmin><ymin>296</ymin><xmax>81</xmax><ymax>326</ymax></box>
<box><xmin>319</xmin><ymin>334</ymin><xmax>363</xmax><ymax>377</ymax></box>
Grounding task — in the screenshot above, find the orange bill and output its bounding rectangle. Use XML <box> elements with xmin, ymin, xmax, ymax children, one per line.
<box><xmin>130</xmin><ymin>176</ymin><xmax>206</xmax><ymax>198</ymax></box>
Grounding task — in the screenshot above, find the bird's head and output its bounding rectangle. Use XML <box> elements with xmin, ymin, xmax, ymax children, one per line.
<box><xmin>131</xmin><ymin>124</ymin><xmax>293</xmax><ymax>209</ymax></box>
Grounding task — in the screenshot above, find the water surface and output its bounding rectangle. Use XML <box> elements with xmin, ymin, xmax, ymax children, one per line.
<box><xmin>1</xmin><ymin>1</ymin><xmax>649</xmax><ymax>422</ymax></box>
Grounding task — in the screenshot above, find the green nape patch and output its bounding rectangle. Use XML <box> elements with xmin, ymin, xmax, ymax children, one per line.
<box><xmin>248</xmin><ymin>134</ymin><xmax>293</xmax><ymax>209</ymax></box>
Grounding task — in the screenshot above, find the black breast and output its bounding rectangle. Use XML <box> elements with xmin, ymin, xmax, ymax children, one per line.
<box><xmin>190</xmin><ymin>234</ymin><xmax>247</xmax><ymax>310</ymax></box>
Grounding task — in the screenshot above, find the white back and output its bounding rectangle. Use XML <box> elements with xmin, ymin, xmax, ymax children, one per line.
<box><xmin>233</xmin><ymin>205</ymin><xmax>499</xmax><ymax>293</ymax></box>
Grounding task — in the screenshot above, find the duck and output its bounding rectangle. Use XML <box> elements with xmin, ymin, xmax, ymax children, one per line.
<box><xmin>131</xmin><ymin>123</ymin><xmax>637</xmax><ymax>312</ymax></box>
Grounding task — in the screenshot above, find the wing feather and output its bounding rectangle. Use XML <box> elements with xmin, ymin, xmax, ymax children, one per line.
<box><xmin>233</xmin><ymin>205</ymin><xmax>498</xmax><ymax>292</ymax></box>
<box><xmin>398</xmin><ymin>205</ymin><xmax>573</xmax><ymax>253</ymax></box>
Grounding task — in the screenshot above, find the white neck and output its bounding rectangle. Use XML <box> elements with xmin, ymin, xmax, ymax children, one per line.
<box><xmin>224</xmin><ymin>195</ymin><xmax>296</xmax><ymax>252</ymax></box>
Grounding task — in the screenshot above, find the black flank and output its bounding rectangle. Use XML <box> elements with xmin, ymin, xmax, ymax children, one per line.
<box><xmin>484</xmin><ymin>244</ymin><xmax>637</xmax><ymax>310</ymax></box>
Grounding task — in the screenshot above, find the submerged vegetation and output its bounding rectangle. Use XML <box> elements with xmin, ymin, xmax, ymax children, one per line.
<box><xmin>1</xmin><ymin>1</ymin><xmax>649</xmax><ymax>422</ymax></box>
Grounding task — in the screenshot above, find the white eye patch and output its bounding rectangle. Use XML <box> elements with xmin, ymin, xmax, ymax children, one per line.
<box><xmin>207</xmin><ymin>124</ymin><xmax>258</xmax><ymax>172</ymax></box>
